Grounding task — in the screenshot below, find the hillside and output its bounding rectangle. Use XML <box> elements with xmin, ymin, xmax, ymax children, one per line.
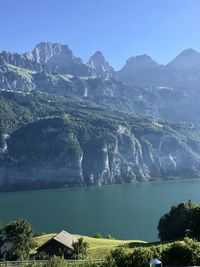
<box><xmin>1</xmin><ymin>43</ymin><xmax>200</xmax><ymax>191</ymax></box>
<box><xmin>34</xmin><ymin>233</ymin><xmax>146</xmax><ymax>259</ymax></box>
<box><xmin>1</xmin><ymin>43</ymin><xmax>200</xmax><ymax>123</ymax></box>
<box><xmin>1</xmin><ymin>90</ymin><xmax>200</xmax><ymax>191</ymax></box>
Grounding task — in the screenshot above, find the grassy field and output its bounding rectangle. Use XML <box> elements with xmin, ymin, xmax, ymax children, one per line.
<box><xmin>34</xmin><ymin>233</ymin><xmax>147</xmax><ymax>259</ymax></box>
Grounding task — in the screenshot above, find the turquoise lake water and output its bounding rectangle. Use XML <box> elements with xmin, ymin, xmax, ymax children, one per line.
<box><xmin>1</xmin><ymin>179</ymin><xmax>200</xmax><ymax>241</ymax></box>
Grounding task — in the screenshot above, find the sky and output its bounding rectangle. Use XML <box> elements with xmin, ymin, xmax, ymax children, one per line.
<box><xmin>1</xmin><ymin>0</ymin><xmax>200</xmax><ymax>70</ymax></box>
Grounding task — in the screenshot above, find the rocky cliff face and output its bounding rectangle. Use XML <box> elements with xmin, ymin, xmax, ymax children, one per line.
<box><xmin>117</xmin><ymin>54</ymin><xmax>165</xmax><ymax>87</ymax></box>
<box><xmin>1</xmin><ymin>111</ymin><xmax>200</xmax><ymax>191</ymax></box>
<box><xmin>2</xmin><ymin>43</ymin><xmax>200</xmax><ymax>123</ymax></box>
<box><xmin>0</xmin><ymin>42</ymin><xmax>93</xmax><ymax>76</ymax></box>
<box><xmin>2</xmin><ymin>43</ymin><xmax>200</xmax><ymax>91</ymax></box>
<box><xmin>1</xmin><ymin>62</ymin><xmax>195</xmax><ymax>123</ymax></box>
<box><xmin>117</xmin><ymin>49</ymin><xmax>200</xmax><ymax>90</ymax></box>
<box><xmin>1</xmin><ymin>43</ymin><xmax>200</xmax><ymax>191</ymax></box>
<box><xmin>88</xmin><ymin>51</ymin><xmax>115</xmax><ymax>79</ymax></box>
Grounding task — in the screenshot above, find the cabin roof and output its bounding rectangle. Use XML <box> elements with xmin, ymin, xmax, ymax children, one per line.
<box><xmin>52</xmin><ymin>230</ymin><xmax>78</xmax><ymax>249</ymax></box>
<box><xmin>38</xmin><ymin>230</ymin><xmax>78</xmax><ymax>251</ymax></box>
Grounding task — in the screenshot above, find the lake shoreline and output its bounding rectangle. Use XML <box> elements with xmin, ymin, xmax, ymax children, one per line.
<box><xmin>1</xmin><ymin>178</ymin><xmax>200</xmax><ymax>241</ymax></box>
<box><xmin>1</xmin><ymin>176</ymin><xmax>200</xmax><ymax>194</ymax></box>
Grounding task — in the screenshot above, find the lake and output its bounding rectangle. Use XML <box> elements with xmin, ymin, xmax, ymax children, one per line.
<box><xmin>1</xmin><ymin>179</ymin><xmax>200</xmax><ymax>241</ymax></box>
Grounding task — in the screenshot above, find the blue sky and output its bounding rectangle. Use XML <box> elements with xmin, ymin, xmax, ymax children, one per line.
<box><xmin>1</xmin><ymin>0</ymin><xmax>200</xmax><ymax>69</ymax></box>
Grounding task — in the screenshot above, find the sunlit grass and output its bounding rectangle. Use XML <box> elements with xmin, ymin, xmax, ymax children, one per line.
<box><xmin>34</xmin><ymin>233</ymin><xmax>147</xmax><ymax>259</ymax></box>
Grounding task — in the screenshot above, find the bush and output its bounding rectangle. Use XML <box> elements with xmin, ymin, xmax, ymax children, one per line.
<box><xmin>71</xmin><ymin>238</ymin><xmax>89</xmax><ymax>259</ymax></box>
<box><xmin>162</xmin><ymin>238</ymin><xmax>200</xmax><ymax>266</ymax></box>
<box><xmin>1</xmin><ymin>218</ymin><xmax>35</xmax><ymax>260</ymax></box>
<box><xmin>33</xmin><ymin>251</ymin><xmax>51</xmax><ymax>260</ymax></box>
<box><xmin>157</xmin><ymin>200</ymin><xmax>199</xmax><ymax>241</ymax></box>
<box><xmin>93</xmin><ymin>233</ymin><xmax>102</xmax><ymax>239</ymax></box>
<box><xmin>102</xmin><ymin>239</ymin><xmax>200</xmax><ymax>267</ymax></box>
<box><xmin>44</xmin><ymin>256</ymin><xmax>65</xmax><ymax>267</ymax></box>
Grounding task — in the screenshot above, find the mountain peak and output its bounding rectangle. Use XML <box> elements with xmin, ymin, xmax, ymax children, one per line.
<box><xmin>88</xmin><ymin>51</ymin><xmax>107</xmax><ymax>66</ymax></box>
<box><xmin>126</xmin><ymin>54</ymin><xmax>158</xmax><ymax>68</ymax></box>
<box><xmin>88</xmin><ymin>51</ymin><xmax>114</xmax><ymax>78</ymax></box>
<box><xmin>123</xmin><ymin>54</ymin><xmax>159</xmax><ymax>70</ymax></box>
<box><xmin>178</xmin><ymin>48</ymin><xmax>198</xmax><ymax>56</ymax></box>
<box><xmin>167</xmin><ymin>48</ymin><xmax>200</xmax><ymax>69</ymax></box>
<box><xmin>29</xmin><ymin>42</ymin><xmax>74</xmax><ymax>64</ymax></box>
<box><xmin>92</xmin><ymin>50</ymin><xmax>104</xmax><ymax>58</ymax></box>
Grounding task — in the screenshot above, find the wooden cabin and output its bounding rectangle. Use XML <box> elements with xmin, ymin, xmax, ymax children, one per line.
<box><xmin>37</xmin><ymin>230</ymin><xmax>78</xmax><ymax>256</ymax></box>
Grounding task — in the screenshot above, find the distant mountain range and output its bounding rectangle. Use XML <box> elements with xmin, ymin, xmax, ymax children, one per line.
<box><xmin>1</xmin><ymin>42</ymin><xmax>200</xmax><ymax>90</ymax></box>
<box><xmin>1</xmin><ymin>42</ymin><xmax>200</xmax><ymax>191</ymax></box>
<box><xmin>1</xmin><ymin>42</ymin><xmax>200</xmax><ymax>123</ymax></box>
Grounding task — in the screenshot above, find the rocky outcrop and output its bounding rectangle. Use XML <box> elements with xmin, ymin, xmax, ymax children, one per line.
<box><xmin>88</xmin><ymin>51</ymin><xmax>115</xmax><ymax>79</ymax></box>
<box><xmin>117</xmin><ymin>49</ymin><xmax>200</xmax><ymax>90</ymax></box>
<box><xmin>2</xmin><ymin>43</ymin><xmax>200</xmax><ymax>124</ymax></box>
<box><xmin>0</xmin><ymin>42</ymin><xmax>92</xmax><ymax>76</ymax></box>
<box><xmin>2</xmin><ymin>43</ymin><xmax>200</xmax><ymax>91</ymax></box>
<box><xmin>1</xmin><ymin>116</ymin><xmax>200</xmax><ymax>191</ymax></box>
<box><xmin>166</xmin><ymin>48</ymin><xmax>200</xmax><ymax>70</ymax></box>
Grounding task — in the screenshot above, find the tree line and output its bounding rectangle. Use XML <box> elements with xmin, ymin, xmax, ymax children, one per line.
<box><xmin>1</xmin><ymin>200</ymin><xmax>200</xmax><ymax>266</ymax></box>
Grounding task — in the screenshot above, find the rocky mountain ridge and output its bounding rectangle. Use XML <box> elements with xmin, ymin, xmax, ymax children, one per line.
<box><xmin>1</xmin><ymin>59</ymin><xmax>200</xmax><ymax>123</ymax></box>
<box><xmin>1</xmin><ymin>43</ymin><xmax>200</xmax><ymax>191</ymax></box>
<box><xmin>1</xmin><ymin>90</ymin><xmax>200</xmax><ymax>191</ymax></box>
<box><xmin>1</xmin><ymin>42</ymin><xmax>200</xmax><ymax>89</ymax></box>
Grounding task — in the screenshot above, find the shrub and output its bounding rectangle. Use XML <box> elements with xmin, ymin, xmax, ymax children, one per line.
<box><xmin>93</xmin><ymin>233</ymin><xmax>102</xmax><ymax>239</ymax></box>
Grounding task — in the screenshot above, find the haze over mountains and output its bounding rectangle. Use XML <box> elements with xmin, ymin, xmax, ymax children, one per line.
<box><xmin>1</xmin><ymin>42</ymin><xmax>200</xmax><ymax>123</ymax></box>
<box><xmin>2</xmin><ymin>42</ymin><xmax>200</xmax><ymax>89</ymax></box>
<box><xmin>1</xmin><ymin>42</ymin><xmax>200</xmax><ymax>191</ymax></box>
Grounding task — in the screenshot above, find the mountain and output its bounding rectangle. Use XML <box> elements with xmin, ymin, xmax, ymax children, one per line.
<box><xmin>2</xmin><ymin>43</ymin><xmax>200</xmax><ymax>191</ymax></box>
<box><xmin>117</xmin><ymin>49</ymin><xmax>200</xmax><ymax>90</ymax></box>
<box><xmin>2</xmin><ymin>43</ymin><xmax>200</xmax><ymax>90</ymax></box>
<box><xmin>117</xmin><ymin>54</ymin><xmax>165</xmax><ymax>87</ymax></box>
<box><xmin>1</xmin><ymin>90</ymin><xmax>200</xmax><ymax>191</ymax></box>
<box><xmin>166</xmin><ymin>48</ymin><xmax>200</xmax><ymax>70</ymax></box>
<box><xmin>120</xmin><ymin>54</ymin><xmax>159</xmax><ymax>70</ymax></box>
<box><xmin>163</xmin><ymin>49</ymin><xmax>200</xmax><ymax>91</ymax></box>
<box><xmin>0</xmin><ymin>42</ymin><xmax>93</xmax><ymax>76</ymax></box>
<box><xmin>88</xmin><ymin>51</ymin><xmax>115</xmax><ymax>78</ymax></box>
<box><xmin>1</xmin><ymin>62</ymin><xmax>193</xmax><ymax>122</ymax></box>
<box><xmin>1</xmin><ymin>56</ymin><xmax>200</xmax><ymax>123</ymax></box>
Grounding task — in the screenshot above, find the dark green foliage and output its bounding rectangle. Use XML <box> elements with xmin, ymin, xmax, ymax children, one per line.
<box><xmin>103</xmin><ymin>238</ymin><xmax>200</xmax><ymax>267</ymax></box>
<box><xmin>78</xmin><ymin>261</ymin><xmax>99</xmax><ymax>267</ymax></box>
<box><xmin>44</xmin><ymin>256</ymin><xmax>65</xmax><ymax>267</ymax></box>
<box><xmin>1</xmin><ymin>218</ymin><xmax>35</xmax><ymax>260</ymax></box>
<box><xmin>54</xmin><ymin>238</ymin><xmax>89</xmax><ymax>260</ymax></box>
<box><xmin>162</xmin><ymin>238</ymin><xmax>200</xmax><ymax>266</ymax></box>
<box><xmin>0</xmin><ymin>221</ymin><xmax>3</xmax><ymax>247</ymax></box>
<box><xmin>34</xmin><ymin>251</ymin><xmax>51</xmax><ymax>260</ymax></box>
<box><xmin>93</xmin><ymin>233</ymin><xmax>102</xmax><ymax>239</ymax></box>
<box><xmin>101</xmin><ymin>254</ymin><xmax>117</xmax><ymax>267</ymax></box>
<box><xmin>71</xmin><ymin>238</ymin><xmax>89</xmax><ymax>259</ymax></box>
<box><xmin>190</xmin><ymin>206</ymin><xmax>200</xmax><ymax>238</ymax></box>
<box><xmin>157</xmin><ymin>200</ymin><xmax>200</xmax><ymax>241</ymax></box>
<box><xmin>162</xmin><ymin>241</ymin><xmax>192</xmax><ymax>266</ymax></box>
<box><xmin>2</xmin><ymin>90</ymin><xmax>200</xmax><ymax>191</ymax></box>
<box><xmin>109</xmin><ymin>247</ymin><xmax>131</xmax><ymax>267</ymax></box>
<box><xmin>104</xmin><ymin>246</ymin><xmax>161</xmax><ymax>267</ymax></box>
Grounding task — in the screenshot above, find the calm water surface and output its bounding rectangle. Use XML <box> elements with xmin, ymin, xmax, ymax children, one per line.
<box><xmin>1</xmin><ymin>179</ymin><xmax>200</xmax><ymax>241</ymax></box>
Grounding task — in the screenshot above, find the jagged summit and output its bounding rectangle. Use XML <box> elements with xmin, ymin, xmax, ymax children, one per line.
<box><xmin>88</xmin><ymin>50</ymin><xmax>114</xmax><ymax>78</ymax></box>
<box><xmin>123</xmin><ymin>54</ymin><xmax>159</xmax><ymax>70</ymax></box>
<box><xmin>167</xmin><ymin>48</ymin><xmax>200</xmax><ymax>70</ymax></box>
<box><xmin>0</xmin><ymin>42</ymin><xmax>92</xmax><ymax>76</ymax></box>
<box><xmin>179</xmin><ymin>48</ymin><xmax>198</xmax><ymax>56</ymax></box>
<box><xmin>1</xmin><ymin>43</ymin><xmax>200</xmax><ymax>88</ymax></box>
<box><xmin>116</xmin><ymin>54</ymin><xmax>161</xmax><ymax>86</ymax></box>
<box><xmin>25</xmin><ymin>42</ymin><xmax>75</xmax><ymax>64</ymax></box>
